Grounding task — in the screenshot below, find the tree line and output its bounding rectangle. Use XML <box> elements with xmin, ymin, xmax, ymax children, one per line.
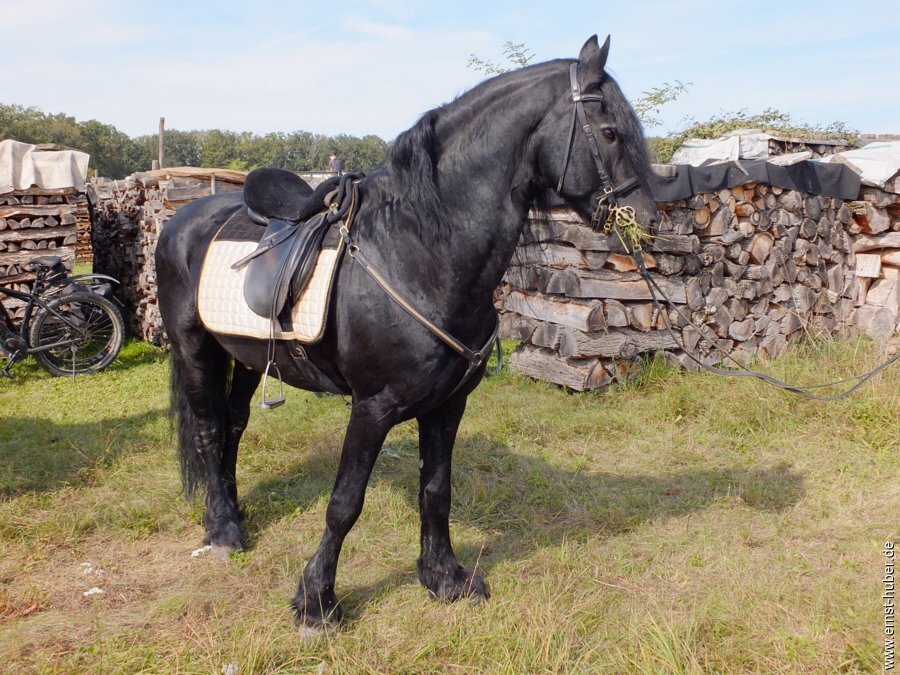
<box><xmin>0</xmin><ymin>103</ymin><xmax>391</xmax><ymax>179</ymax></box>
<box><xmin>2</xmin><ymin>94</ymin><xmax>857</xmax><ymax>180</ymax></box>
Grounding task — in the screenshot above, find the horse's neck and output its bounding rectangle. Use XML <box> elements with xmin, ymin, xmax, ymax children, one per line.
<box><xmin>366</xmin><ymin>68</ymin><xmax>560</xmax><ymax>321</ymax></box>
<box><xmin>430</xmin><ymin>108</ymin><xmax>542</xmax><ymax>303</ymax></box>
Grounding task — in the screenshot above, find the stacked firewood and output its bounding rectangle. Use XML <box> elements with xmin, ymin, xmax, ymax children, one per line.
<box><xmin>498</xmin><ymin>179</ymin><xmax>890</xmax><ymax>391</ymax></box>
<box><xmin>768</xmin><ymin>137</ymin><xmax>849</xmax><ymax>159</ymax></box>
<box><xmin>850</xmin><ymin>186</ymin><xmax>900</xmax><ymax>337</ymax></box>
<box><xmin>0</xmin><ymin>188</ymin><xmax>88</xmax><ymax>314</ymax></box>
<box><xmin>92</xmin><ymin>168</ymin><xmax>245</xmax><ymax>343</ymax></box>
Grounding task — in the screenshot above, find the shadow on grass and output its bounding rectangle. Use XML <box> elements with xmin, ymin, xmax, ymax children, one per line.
<box><xmin>0</xmin><ymin>408</ymin><xmax>167</xmax><ymax>498</ymax></box>
<box><xmin>237</xmin><ymin>433</ymin><xmax>805</xmax><ymax>620</ymax></box>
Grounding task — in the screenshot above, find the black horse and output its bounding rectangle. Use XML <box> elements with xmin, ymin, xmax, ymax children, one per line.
<box><xmin>156</xmin><ymin>35</ymin><xmax>658</xmax><ymax>627</ymax></box>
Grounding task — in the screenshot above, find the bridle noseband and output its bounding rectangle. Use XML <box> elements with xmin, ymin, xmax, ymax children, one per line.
<box><xmin>556</xmin><ymin>62</ymin><xmax>641</xmax><ymax>231</ymax></box>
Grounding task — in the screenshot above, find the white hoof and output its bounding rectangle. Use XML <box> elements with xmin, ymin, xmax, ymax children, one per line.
<box><xmin>210</xmin><ymin>544</ymin><xmax>240</xmax><ymax>560</ymax></box>
<box><xmin>298</xmin><ymin>623</ymin><xmax>326</xmax><ymax>644</ymax></box>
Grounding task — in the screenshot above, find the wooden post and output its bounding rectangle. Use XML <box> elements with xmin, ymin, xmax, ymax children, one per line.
<box><xmin>158</xmin><ymin>117</ymin><xmax>166</xmax><ymax>169</ymax></box>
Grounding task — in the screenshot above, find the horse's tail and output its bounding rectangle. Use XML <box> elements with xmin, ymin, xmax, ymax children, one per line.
<box><xmin>169</xmin><ymin>349</ymin><xmax>205</xmax><ymax>500</ymax></box>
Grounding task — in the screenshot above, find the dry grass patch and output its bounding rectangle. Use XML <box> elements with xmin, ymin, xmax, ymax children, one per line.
<box><xmin>0</xmin><ymin>337</ymin><xmax>897</xmax><ymax>672</ymax></box>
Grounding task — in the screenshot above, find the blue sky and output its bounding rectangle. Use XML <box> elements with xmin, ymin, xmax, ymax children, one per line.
<box><xmin>3</xmin><ymin>0</ymin><xmax>899</xmax><ymax>140</ymax></box>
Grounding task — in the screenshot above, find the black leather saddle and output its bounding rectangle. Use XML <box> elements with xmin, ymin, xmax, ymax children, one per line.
<box><xmin>234</xmin><ymin>168</ymin><xmax>354</xmax><ymax>325</ymax></box>
<box><xmin>246</xmin><ymin>167</ymin><xmax>317</xmax><ymax>222</ymax></box>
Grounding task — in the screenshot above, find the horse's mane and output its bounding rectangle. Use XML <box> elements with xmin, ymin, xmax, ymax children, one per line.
<box><xmin>388</xmin><ymin>109</ymin><xmax>444</xmax><ymax>232</ymax></box>
<box><xmin>601</xmin><ymin>73</ymin><xmax>654</xmax><ymax>188</ymax></box>
<box><xmin>386</xmin><ymin>59</ymin><xmax>652</xmax><ymax>241</ymax></box>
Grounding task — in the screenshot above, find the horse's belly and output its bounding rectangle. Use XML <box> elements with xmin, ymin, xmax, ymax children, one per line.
<box><xmin>215</xmin><ymin>334</ymin><xmax>350</xmax><ymax>396</ymax></box>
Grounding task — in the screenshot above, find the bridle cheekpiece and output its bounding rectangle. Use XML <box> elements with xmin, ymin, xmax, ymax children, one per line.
<box><xmin>556</xmin><ymin>62</ymin><xmax>641</xmax><ymax>231</ymax></box>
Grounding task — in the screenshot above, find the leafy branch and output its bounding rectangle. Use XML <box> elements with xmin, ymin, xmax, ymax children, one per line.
<box><xmin>467</xmin><ymin>42</ymin><xmax>535</xmax><ymax>75</ymax></box>
<box><xmin>467</xmin><ymin>43</ymin><xmax>689</xmax><ymax>131</ymax></box>
<box><xmin>633</xmin><ymin>81</ymin><xmax>691</xmax><ymax>129</ymax></box>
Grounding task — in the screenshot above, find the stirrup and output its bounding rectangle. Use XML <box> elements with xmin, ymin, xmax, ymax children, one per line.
<box><xmin>260</xmin><ymin>360</ymin><xmax>285</xmax><ymax>409</ymax></box>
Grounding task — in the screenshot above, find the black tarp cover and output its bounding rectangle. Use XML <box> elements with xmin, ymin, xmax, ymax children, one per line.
<box><xmin>649</xmin><ymin>159</ymin><xmax>861</xmax><ymax>202</ymax></box>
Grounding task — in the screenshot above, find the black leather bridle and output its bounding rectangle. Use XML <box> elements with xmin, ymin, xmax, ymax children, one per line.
<box><xmin>556</xmin><ymin>62</ymin><xmax>641</xmax><ymax>231</ymax></box>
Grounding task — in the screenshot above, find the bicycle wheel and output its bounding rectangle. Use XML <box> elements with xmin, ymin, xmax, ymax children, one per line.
<box><xmin>29</xmin><ymin>291</ymin><xmax>124</xmax><ymax>376</ymax></box>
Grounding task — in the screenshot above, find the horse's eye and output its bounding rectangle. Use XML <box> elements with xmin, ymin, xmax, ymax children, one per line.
<box><xmin>601</xmin><ymin>127</ymin><xmax>617</xmax><ymax>142</ymax></box>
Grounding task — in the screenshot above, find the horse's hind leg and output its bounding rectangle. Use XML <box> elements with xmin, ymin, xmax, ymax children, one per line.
<box><xmin>168</xmin><ymin>326</ymin><xmax>243</xmax><ymax>556</ymax></box>
<box><xmin>223</xmin><ymin>364</ymin><xmax>261</xmax><ymax>515</ymax></box>
<box><xmin>416</xmin><ymin>396</ymin><xmax>489</xmax><ymax>602</ymax></box>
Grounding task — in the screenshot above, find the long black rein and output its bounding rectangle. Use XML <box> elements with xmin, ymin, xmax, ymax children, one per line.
<box><xmin>631</xmin><ymin>247</ymin><xmax>900</xmax><ymax>401</ymax></box>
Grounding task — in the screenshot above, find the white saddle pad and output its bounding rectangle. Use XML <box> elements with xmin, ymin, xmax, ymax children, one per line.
<box><xmin>197</xmin><ymin>214</ymin><xmax>343</xmax><ymax>343</ymax></box>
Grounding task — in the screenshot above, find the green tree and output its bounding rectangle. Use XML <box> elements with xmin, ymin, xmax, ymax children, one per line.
<box><xmin>78</xmin><ymin>119</ymin><xmax>145</xmax><ymax>178</ymax></box>
<box><xmin>633</xmin><ymin>81</ymin><xmax>690</xmax><ymax>130</ymax></box>
<box><xmin>1</xmin><ymin>102</ymin><xmax>392</xmax><ymax>176</ymax></box>
<box><xmin>200</xmin><ymin>129</ymin><xmax>245</xmax><ymax>170</ymax></box>
<box><xmin>467</xmin><ymin>41</ymin><xmax>534</xmax><ymax>75</ymax></box>
<box><xmin>164</xmin><ymin>129</ymin><xmax>204</xmax><ymax>167</ymax></box>
<box><xmin>0</xmin><ymin>103</ymin><xmax>82</xmax><ymax>149</ymax></box>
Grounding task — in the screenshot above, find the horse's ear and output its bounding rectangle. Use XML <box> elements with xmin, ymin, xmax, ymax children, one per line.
<box><xmin>578</xmin><ymin>34</ymin><xmax>610</xmax><ymax>77</ymax></box>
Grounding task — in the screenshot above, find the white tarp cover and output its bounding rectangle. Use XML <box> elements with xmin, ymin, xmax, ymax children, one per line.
<box><xmin>0</xmin><ymin>139</ymin><xmax>90</xmax><ymax>194</ymax></box>
<box><xmin>670</xmin><ymin>131</ymin><xmax>774</xmax><ymax>166</ymax></box>
<box><xmin>819</xmin><ymin>141</ymin><xmax>900</xmax><ymax>190</ymax></box>
<box><xmin>670</xmin><ymin>136</ymin><xmax>740</xmax><ymax>165</ymax></box>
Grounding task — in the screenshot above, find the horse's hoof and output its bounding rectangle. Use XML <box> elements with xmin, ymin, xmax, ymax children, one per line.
<box><xmin>468</xmin><ymin>587</ymin><xmax>489</xmax><ymax>606</ymax></box>
<box><xmin>420</xmin><ymin>563</ymin><xmax>490</xmax><ymax>604</ymax></box>
<box><xmin>202</xmin><ymin>521</ymin><xmax>243</xmax><ymax>554</ymax></box>
<box><xmin>298</xmin><ymin>623</ymin><xmax>326</xmax><ymax>644</ymax></box>
<box><xmin>210</xmin><ymin>544</ymin><xmax>240</xmax><ymax>560</ymax></box>
<box><xmin>291</xmin><ymin>591</ymin><xmax>343</xmax><ymax>628</ymax></box>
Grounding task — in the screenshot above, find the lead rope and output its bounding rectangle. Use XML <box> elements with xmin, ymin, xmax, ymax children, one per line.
<box><xmin>622</xmin><ymin>233</ymin><xmax>899</xmax><ymax>401</ymax></box>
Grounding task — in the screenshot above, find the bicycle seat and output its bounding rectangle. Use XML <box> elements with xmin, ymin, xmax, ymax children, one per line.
<box><xmin>26</xmin><ymin>256</ymin><xmax>63</xmax><ymax>270</ymax></box>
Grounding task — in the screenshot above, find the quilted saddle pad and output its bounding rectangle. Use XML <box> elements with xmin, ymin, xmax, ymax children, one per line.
<box><xmin>197</xmin><ymin>209</ymin><xmax>343</xmax><ymax>343</ymax></box>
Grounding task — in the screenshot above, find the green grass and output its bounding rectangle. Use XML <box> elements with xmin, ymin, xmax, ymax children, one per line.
<box><xmin>0</xmin><ymin>336</ymin><xmax>897</xmax><ymax>673</ymax></box>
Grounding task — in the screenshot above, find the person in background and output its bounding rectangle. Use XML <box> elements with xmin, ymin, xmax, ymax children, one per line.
<box><xmin>328</xmin><ymin>152</ymin><xmax>343</xmax><ymax>176</ymax></box>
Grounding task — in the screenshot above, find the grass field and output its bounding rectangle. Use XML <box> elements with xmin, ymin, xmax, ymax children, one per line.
<box><xmin>0</xmin><ymin>337</ymin><xmax>897</xmax><ymax>673</ymax></box>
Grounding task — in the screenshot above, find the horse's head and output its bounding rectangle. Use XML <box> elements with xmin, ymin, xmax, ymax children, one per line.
<box><xmin>539</xmin><ymin>35</ymin><xmax>658</xmax><ymax>247</ymax></box>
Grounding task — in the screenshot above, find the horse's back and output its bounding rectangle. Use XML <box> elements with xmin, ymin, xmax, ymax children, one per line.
<box><xmin>156</xmin><ymin>190</ymin><xmax>245</xmax><ymax>281</ymax></box>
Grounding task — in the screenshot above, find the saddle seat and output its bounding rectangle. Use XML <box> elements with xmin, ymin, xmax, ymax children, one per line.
<box><xmin>244</xmin><ymin>167</ymin><xmax>340</xmax><ymax>223</ymax></box>
<box><xmin>26</xmin><ymin>255</ymin><xmax>63</xmax><ymax>270</ymax></box>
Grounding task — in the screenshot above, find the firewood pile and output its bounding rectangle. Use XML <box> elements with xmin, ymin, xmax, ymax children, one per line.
<box><xmin>90</xmin><ymin>160</ymin><xmax>897</xmax><ymax>387</ymax></box>
<box><xmin>0</xmin><ymin>188</ymin><xmax>89</xmax><ymax>315</ymax></box>
<box><xmin>851</xmin><ymin>184</ymin><xmax>900</xmax><ymax>337</ymax></box>
<box><xmin>499</xmin><ymin>178</ymin><xmax>899</xmax><ymax>391</ymax></box>
<box><xmin>92</xmin><ymin>168</ymin><xmax>245</xmax><ymax>343</ymax></box>
<box><xmin>766</xmin><ymin>136</ymin><xmax>849</xmax><ymax>159</ymax></box>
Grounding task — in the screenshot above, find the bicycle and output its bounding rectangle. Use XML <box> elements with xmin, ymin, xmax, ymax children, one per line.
<box><xmin>0</xmin><ymin>255</ymin><xmax>125</xmax><ymax>378</ymax></box>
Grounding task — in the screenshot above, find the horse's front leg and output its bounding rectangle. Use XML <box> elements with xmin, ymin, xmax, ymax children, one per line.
<box><xmin>292</xmin><ymin>399</ymin><xmax>392</xmax><ymax>627</ymax></box>
<box><xmin>416</xmin><ymin>396</ymin><xmax>490</xmax><ymax>603</ymax></box>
